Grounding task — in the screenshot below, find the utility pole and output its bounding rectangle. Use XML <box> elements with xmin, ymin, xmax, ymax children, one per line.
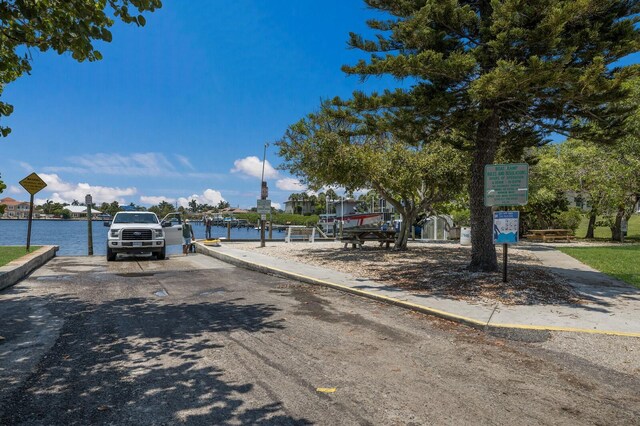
<box><xmin>260</xmin><ymin>143</ymin><xmax>269</xmax><ymax>248</ymax></box>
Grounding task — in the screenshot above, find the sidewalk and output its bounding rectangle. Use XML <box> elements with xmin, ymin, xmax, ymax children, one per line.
<box><xmin>195</xmin><ymin>242</ymin><xmax>640</xmax><ymax>337</ymax></box>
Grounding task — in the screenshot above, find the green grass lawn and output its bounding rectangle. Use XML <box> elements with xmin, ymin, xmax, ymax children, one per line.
<box><xmin>574</xmin><ymin>213</ymin><xmax>640</xmax><ymax>240</ymax></box>
<box><xmin>557</xmin><ymin>245</ymin><xmax>640</xmax><ymax>289</ymax></box>
<box><xmin>0</xmin><ymin>246</ymin><xmax>41</xmax><ymax>267</ymax></box>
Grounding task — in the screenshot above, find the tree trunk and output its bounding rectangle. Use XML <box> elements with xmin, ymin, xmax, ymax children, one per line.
<box><xmin>468</xmin><ymin>111</ymin><xmax>499</xmax><ymax>272</ymax></box>
<box><xmin>394</xmin><ymin>210</ymin><xmax>413</xmax><ymax>251</ymax></box>
<box><xmin>611</xmin><ymin>207</ymin><xmax>624</xmax><ymax>242</ymax></box>
<box><xmin>585</xmin><ymin>212</ymin><xmax>596</xmax><ymax>239</ymax></box>
<box><xmin>394</xmin><ymin>219</ymin><xmax>408</xmax><ymax>250</ymax></box>
<box><xmin>391</xmin><ymin>204</ymin><xmax>419</xmax><ymax>251</ymax></box>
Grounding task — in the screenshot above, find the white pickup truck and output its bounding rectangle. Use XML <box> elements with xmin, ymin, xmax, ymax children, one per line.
<box><xmin>105</xmin><ymin>212</ymin><xmax>185</xmax><ymax>261</ymax></box>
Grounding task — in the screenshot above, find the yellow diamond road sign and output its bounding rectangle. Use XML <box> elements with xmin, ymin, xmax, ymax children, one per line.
<box><xmin>19</xmin><ymin>172</ymin><xmax>47</xmax><ymax>195</ymax></box>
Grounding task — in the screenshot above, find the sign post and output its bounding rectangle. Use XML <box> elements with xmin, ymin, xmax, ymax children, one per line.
<box><xmin>257</xmin><ymin>198</ymin><xmax>271</xmax><ymax>247</ymax></box>
<box><xmin>86</xmin><ymin>194</ymin><xmax>93</xmax><ymax>256</ymax></box>
<box><xmin>485</xmin><ymin>164</ymin><xmax>529</xmax><ymax>283</ymax></box>
<box><xmin>19</xmin><ymin>173</ymin><xmax>47</xmax><ymax>252</ymax></box>
<box><xmin>258</xmin><ymin>185</ymin><xmax>271</xmax><ymax>247</ymax></box>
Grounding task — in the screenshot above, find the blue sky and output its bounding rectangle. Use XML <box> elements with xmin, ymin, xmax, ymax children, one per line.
<box><xmin>0</xmin><ymin>1</ymin><xmax>388</xmax><ymax>210</ymax></box>
<box><xmin>2</xmin><ymin>2</ymin><xmax>638</xmax><ymax>210</ymax></box>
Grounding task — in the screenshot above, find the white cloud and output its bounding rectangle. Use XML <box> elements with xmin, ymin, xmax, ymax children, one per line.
<box><xmin>177</xmin><ymin>189</ymin><xmax>225</xmax><ymax>208</ymax></box>
<box><xmin>41</xmin><ymin>166</ymin><xmax>88</xmax><ymax>174</ymax></box>
<box><xmin>38</xmin><ymin>173</ymin><xmax>73</xmax><ymax>192</ymax></box>
<box><xmin>18</xmin><ymin>161</ymin><xmax>33</xmax><ymax>171</ymax></box>
<box><xmin>140</xmin><ymin>195</ymin><xmax>176</xmax><ymax>205</ymax></box>
<box><xmin>48</xmin><ymin>153</ymin><xmax>178</xmax><ymax>177</ymax></box>
<box><xmin>175</xmin><ymin>154</ymin><xmax>195</xmax><ymax>170</ymax></box>
<box><xmin>231</xmin><ymin>156</ymin><xmax>278</xmax><ymax>180</ymax></box>
<box><xmin>34</xmin><ymin>173</ymin><xmax>136</xmax><ymax>204</ymax></box>
<box><xmin>276</xmin><ymin>178</ymin><xmax>306</xmax><ymax>191</ymax></box>
<box><xmin>271</xmin><ymin>202</ymin><xmax>281</xmax><ymax>210</ymax></box>
<box><xmin>8</xmin><ymin>185</ymin><xmax>22</xmax><ymax>194</ymax></box>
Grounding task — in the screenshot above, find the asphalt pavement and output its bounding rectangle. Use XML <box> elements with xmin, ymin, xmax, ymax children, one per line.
<box><xmin>0</xmin><ymin>253</ymin><xmax>638</xmax><ymax>425</ymax></box>
<box><xmin>197</xmin><ymin>242</ymin><xmax>640</xmax><ymax>337</ymax></box>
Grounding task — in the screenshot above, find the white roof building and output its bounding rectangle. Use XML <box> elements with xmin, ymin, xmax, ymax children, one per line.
<box><xmin>65</xmin><ymin>205</ymin><xmax>102</xmax><ymax>219</ymax></box>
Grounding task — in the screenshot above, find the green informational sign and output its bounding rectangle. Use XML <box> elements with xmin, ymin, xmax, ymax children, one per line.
<box><xmin>484</xmin><ymin>163</ymin><xmax>529</xmax><ymax>206</ymax></box>
<box><xmin>256</xmin><ymin>199</ymin><xmax>271</xmax><ymax>214</ymax></box>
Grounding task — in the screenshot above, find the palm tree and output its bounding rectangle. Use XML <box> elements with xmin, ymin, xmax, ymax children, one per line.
<box><xmin>316</xmin><ymin>192</ymin><xmax>326</xmax><ymax>214</ymax></box>
<box><xmin>288</xmin><ymin>193</ymin><xmax>300</xmax><ymax>214</ymax></box>
<box><xmin>42</xmin><ymin>199</ymin><xmax>54</xmax><ymax>215</ymax></box>
<box><xmin>299</xmin><ymin>192</ymin><xmax>310</xmax><ymax>215</ymax></box>
<box><xmin>309</xmin><ymin>194</ymin><xmax>319</xmax><ymax>214</ymax></box>
<box><xmin>358</xmin><ymin>190</ymin><xmax>379</xmax><ymax>212</ymax></box>
<box><xmin>325</xmin><ymin>189</ymin><xmax>338</xmax><ymax>214</ymax></box>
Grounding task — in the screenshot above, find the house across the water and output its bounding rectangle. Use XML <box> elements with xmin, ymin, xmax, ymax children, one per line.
<box><xmin>0</xmin><ymin>197</ymin><xmax>30</xmax><ymax>219</ymax></box>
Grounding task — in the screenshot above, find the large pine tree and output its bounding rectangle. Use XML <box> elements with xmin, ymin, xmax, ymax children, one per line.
<box><xmin>340</xmin><ymin>0</ymin><xmax>640</xmax><ymax>271</ymax></box>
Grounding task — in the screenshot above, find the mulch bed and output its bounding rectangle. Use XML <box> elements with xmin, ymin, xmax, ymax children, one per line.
<box><xmin>287</xmin><ymin>244</ymin><xmax>583</xmax><ymax>306</ymax></box>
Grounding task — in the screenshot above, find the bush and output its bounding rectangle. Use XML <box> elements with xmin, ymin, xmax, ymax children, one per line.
<box><xmin>235</xmin><ymin>212</ymin><xmax>319</xmax><ymax>226</ymax></box>
<box><xmin>553</xmin><ymin>208</ymin><xmax>583</xmax><ymax>232</ymax></box>
<box><xmin>450</xmin><ymin>209</ymin><xmax>471</xmax><ymax>227</ymax></box>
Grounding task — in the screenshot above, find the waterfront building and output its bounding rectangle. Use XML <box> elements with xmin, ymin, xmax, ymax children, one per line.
<box><xmin>66</xmin><ymin>205</ymin><xmax>103</xmax><ymax>219</ymax></box>
<box><xmin>283</xmin><ymin>200</ymin><xmax>315</xmax><ymax>215</ymax></box>
<box><xmin>0</xmin><ymin>197</ymin><xmax>30</xmax><ymax>219</ymax></box>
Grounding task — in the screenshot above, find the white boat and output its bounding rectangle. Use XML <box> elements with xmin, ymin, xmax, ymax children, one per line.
<box><xmin>319</xmin><ymin>199</ymin><xmax>384</xmax><ymax>233</ymax></box>
<box><xmin>319</xmin><ymin>213</ymin><xmax>384</xmax><ymax>232</ymax></box>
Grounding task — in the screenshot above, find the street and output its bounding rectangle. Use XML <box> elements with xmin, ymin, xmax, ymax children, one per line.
<box><xmin>0</xmin><ymin>254</ymin><xmax>638</xmax><ymax>425</ymax></box>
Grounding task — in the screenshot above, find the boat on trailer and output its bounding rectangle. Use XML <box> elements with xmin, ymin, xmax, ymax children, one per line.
<box><xmin>318</xmin><ymin>199</ymin><xmax>383</xmax><ymax>234</ymax></box>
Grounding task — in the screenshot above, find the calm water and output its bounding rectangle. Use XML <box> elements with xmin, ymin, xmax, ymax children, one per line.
<box><xmin>0</xmin><ymin>220</ymin><xmax>284</xmax><ymax>256</ymax></box>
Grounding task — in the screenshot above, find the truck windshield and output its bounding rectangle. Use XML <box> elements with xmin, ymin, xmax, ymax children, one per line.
<box><xmin>113</xmin><ymin>213</ymin><xmax>158</xmax><ymax>224</ymax></box>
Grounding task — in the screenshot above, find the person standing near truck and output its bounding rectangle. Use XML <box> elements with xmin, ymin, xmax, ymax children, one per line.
<box><xmin>204</xmin><ymin>215</ymin><xmax>213</xmax><ymax>239</ymax></box>
<box><xmin>182</xmin><ymin>219</ymin><xmax>195</xmax><ymax>255</ymax></box>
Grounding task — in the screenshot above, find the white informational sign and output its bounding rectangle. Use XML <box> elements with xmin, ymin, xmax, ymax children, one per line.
<box><xmin>261</xmin><ymin>214</ymin><xmax>267</xmax><ymax>221</ymax></box>
<box><xmin>493</xmin><ymin>211</ymin><xmax>519</xmax><ymax>244</ymax></box>
<box><xmin>257</xmin><ymin>199</ymin><xmax>271</xmax><ymax>214</ymax></box>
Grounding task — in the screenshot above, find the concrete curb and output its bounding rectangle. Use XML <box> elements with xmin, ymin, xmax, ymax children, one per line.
<box><xmin>196</xmin><ymin>243</ymin><xmax>640</xmax><ymax>338</ymax></box>
<box><xmin>0</xmin><ymin>246</ymin><xmax>59</xmax><ymax>291</ymax></box>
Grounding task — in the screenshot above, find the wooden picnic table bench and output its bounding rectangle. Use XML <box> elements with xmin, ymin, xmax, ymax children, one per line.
<box><xmin>285</xmin><ymin>226</ymin><xmax>316</xmax><ymax>243</ymax></box>
<box><xmin>524</xmin><ymin>229</ymin><xmax>575</xmax><ymax>242</ymax></box>
<box><xmin>340</xmin><ymin>228</ymin><xmax>396</xmax><ymax>249</ymax></box>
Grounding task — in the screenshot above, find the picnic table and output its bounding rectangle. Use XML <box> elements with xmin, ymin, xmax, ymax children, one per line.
<box><xmin>340</xmin><ymin>228</ymin><xmax>396</xmax><ymax>249</ymax></box>
<box><xmin>524</xmin><ymin>229</ymin><xmax>575</xmax><ymax>242</ymax></box>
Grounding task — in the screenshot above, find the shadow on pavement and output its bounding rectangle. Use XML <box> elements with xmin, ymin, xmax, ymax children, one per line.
<box><xmin>0</xmin><ymin>293</ymin><xmax>310</xmax><ymax>425</ymax></box>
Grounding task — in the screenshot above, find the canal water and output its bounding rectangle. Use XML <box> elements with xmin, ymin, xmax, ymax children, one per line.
<box><xmin>0</xmin><ymin>220</ymin><xmax>285</xmax><ymax>256</ymax></box>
